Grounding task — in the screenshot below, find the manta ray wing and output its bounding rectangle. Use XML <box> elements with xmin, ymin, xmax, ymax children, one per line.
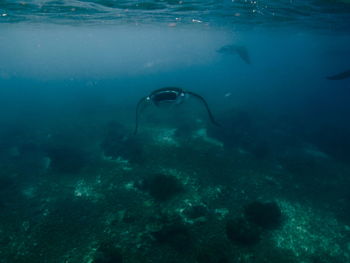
<box><xmin>327</xmin><ymin>69</ymin><xmax>350</xmax><ymax>80</ymax></box>
<box><xmin>217</xmin><ymin>44</ymin><xmax>251</xmax><ymax>64</ymax></box>
<box><xmin>234</xmin><ymin>45</ymin><xmax>251</xmax><ymax>64</ymax></box>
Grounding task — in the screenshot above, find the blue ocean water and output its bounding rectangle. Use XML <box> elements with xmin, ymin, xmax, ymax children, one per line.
<box><xmin>1</xmin><ymin>1</ymin><xmax>350</xmax><ymax>263</ymax></box>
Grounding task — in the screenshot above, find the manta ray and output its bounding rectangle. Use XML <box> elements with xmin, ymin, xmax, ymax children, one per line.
<box><xmin>217</xmin><ymin>44</ymin><xmax>251</xmax><ymax>64</ymax></box>
<box><xmin>134</xmin><ymin>87</ymin><xmax>220</xmax><ymax>134</ymax></box>
<box><xmin>326</xmin><ymin>69</ymin><xmax>350</xmax><ymax>80</ymax></box>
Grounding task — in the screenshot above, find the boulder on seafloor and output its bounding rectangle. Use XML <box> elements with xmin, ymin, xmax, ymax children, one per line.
<box><xmin>93</xmin><ymin>242</ymin><xmax>123</xmax><ymax>263</ymax></box>
<box><xmin>226</xmin><ymin>218</ymin><xmax>261</xmax><ymax>246</ymax></box>
<box><xmin>136</xmin><ymin>173</ymin><xmax>184</xmax><ymax>201</ymax></box>
<box><xmin>243</xmin><ymin>201</ymin><xmax>282</xmax><ymax>229</ymax></box>
<box><xmin>152</xmin><ymin>221</ymin><xmax>192</xmax><ymax>251</ymax></box>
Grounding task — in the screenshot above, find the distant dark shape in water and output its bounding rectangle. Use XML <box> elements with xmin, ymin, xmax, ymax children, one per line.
<box><xmin>326</xmin><ymin>69</ymin><xmax>350</xmax><ymax>80</ymax></box>
<box><xmin>101</xmin><ymin>121</ymin><xmax>143</xmax><ymax>163</ymax></box>
<box><xmin>134</xmin><ymin>87</ymin><xmax>220</xmax><ymax>134</ymax></box>
<box><xmin>217</xmin><ymin>44</ymin><xmax>251</xmax><ymax>64</ymax></box>
<box><xmin>45</xmin><ymin>145</ymin><xmax>88</xmax><ymax>173</ymax></box>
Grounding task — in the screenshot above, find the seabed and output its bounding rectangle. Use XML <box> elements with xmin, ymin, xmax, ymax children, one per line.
<box><xmin>1</xmin><ymin>117</ymin><xmax>349</xmax><ymax>263</ymax></box>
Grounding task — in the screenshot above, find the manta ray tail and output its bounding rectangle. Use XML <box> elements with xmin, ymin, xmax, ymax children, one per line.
<box><xmin>187</xmin><ymin>91</ymin><xmax>221</xmax><ymax>127</ymax></box>
<box><xmin>134</xmin><ymin>97</ymin><xmax>147</xmax><ymax>134</ymax></box>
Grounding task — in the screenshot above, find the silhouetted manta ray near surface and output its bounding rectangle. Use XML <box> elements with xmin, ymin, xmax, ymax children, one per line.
<box><xmin>134</xmin><ymin>87</ymin><xmax>220</xmax><ymax>134</ymax></box>
<box><xmin>217</xmin><ymin>44</ymin><xmax>251</xmax><ymax>64</ymax></box>
<box><xmin>327</xmin><ymin>69</ymin><xmax>350</xmax><ymax>80</ymax></box>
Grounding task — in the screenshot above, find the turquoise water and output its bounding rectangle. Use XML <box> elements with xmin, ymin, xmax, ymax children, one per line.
<box><xmin>1</xmin><ymin>1</ymin><xmax>350</xmax><ymax>263</ymax></box>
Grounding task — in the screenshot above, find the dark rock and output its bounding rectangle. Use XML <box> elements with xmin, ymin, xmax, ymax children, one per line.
<box><xmin>122</xmin><ymin>210</ymin><xmax>138</xmax><ymax>224</ymax></box>
<box><xmin>226</xmin><ymin>218</ymin><xmax>261</xmax><ymax>246</ymax></box>
<box><xmin>152</xmin><ymin>222</ymin><xmax>191</xmax><ymax>250</ymax></box>
<box><xmin>197</xmin><ymin>252</ymin><xmax>230</xmax><ymax>263</ymax></box>
<box><xmin>138</xmin><ymin>174</ymin><xmax>184</xmax><ymax>201</ymax></box>
<box><xmin>93</xmin><ymin>242</ymin><xmax>123</xmax><ymax>263</ymax></box>
<box><xmin>196</xmin><ymin>241</ymin><xmax>231</xmax><ymax>263</ymax></box>
<box><xmin>243</xmin><ymin>201</ymin><xmax>282</xmax><ymax>229</ymax></box>
<box><xmin>183</xmin><ymin>204</ymin><xmax>208</xmax><ymax>219</ymax></box>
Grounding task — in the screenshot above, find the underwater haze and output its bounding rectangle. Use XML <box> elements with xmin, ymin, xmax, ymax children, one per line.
<box><xmin>1</xmin><ymin>1</ymin><xmax>350</xmax><ymax>263</ymax></box>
